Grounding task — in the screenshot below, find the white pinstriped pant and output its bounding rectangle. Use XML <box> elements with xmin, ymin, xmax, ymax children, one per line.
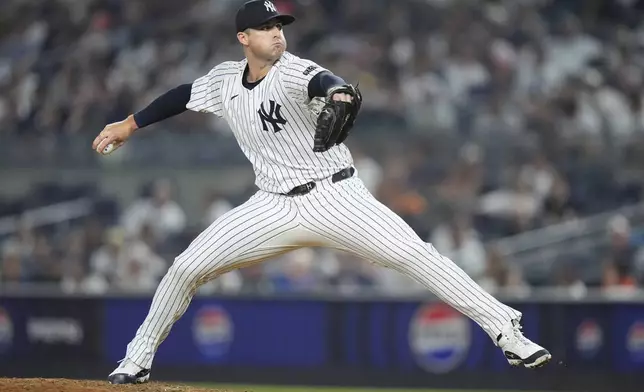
<box><xmin>125</xmin><ymin>174</ymin><xmax>521</xmax><ymax>368</ymax></box>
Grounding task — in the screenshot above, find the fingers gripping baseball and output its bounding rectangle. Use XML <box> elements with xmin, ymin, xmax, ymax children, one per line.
<box><xmin>92</xmin><ymin>116</ymin><xmax>137</xmax><ymax>155</ymax></box>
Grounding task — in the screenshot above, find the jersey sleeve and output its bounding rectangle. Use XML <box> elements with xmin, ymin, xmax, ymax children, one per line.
<box><xmin>281</xmin><ymin>57</ymin><xmax>328</xmax><ymax>104</ymax></box>
<box><xmin>186</xmin><ymin>65</ymin><xmax>226</xmax><ymax>117</ymax></box>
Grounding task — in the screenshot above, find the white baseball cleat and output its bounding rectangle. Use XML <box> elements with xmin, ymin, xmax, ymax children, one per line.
<box><xmin>107</xmin><ymin>358</ymin><xmax>151</xmax><ymax>384</ymax></box>
<box><xmin>497</xmin><ymin>319</ymin><xmax>552</xmax><ymax>369</ymax></box>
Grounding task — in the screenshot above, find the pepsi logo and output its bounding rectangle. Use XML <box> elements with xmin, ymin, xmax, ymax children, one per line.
<box><xmin>0</xmin><ymin>307</ymin><xmax>13</xmax><ymax>354</ymax></box>
<box><xmin>627</xmin><ymin>321</ymin><xmax>644</xmax><ymax>360</ymax></box>
<box><xmin>192</xmin><ymin>305</ymin><xmax>234</xmax><ymax>359</ymax></box>
<box><xmin>408</xmin><ymin>303</ymin><xmax>471</xmax><ymax>373</ymax></box>
<box><xmin>575</xmin><ymin>319</ymin><xmax>602</xmax><ymax>358</ymax></box>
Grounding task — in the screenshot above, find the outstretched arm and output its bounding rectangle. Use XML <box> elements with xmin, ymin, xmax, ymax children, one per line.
<box><xmin>134</xmin><ymin>84</ymin><xmax>192</xmax><ymax>128</ymax></box>
<box><xmin>92</xmin><ymin>84</ymin><xmax>192</xmax><ymax>154</ymax></box>
<box><xmin>92</xmin><ymin>84</ymin><xmax>193</xmax><ymax>154</ymax></box>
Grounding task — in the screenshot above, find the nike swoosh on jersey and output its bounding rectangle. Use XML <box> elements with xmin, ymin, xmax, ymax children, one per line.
<box><xmin>230</xmin><ymin>94</ymin><xmax>239</xmax><ymax>100</ymax></box>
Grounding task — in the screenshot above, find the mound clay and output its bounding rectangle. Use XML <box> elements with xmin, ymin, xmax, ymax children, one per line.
<box><xmin>0</xmin><ymin>378</ymin><xmax>240</xmax><ymax>392</ymax></box>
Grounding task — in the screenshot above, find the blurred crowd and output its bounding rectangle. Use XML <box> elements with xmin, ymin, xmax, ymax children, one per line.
<box><xmin>2</xmin><ymin>0</ymin><xmax>644</xmax><ymax>296</ymax></box>
<box><xmin>2</xmin><ymin>175</ymin><xmax>644</xmax><ymax>298</ymax></box>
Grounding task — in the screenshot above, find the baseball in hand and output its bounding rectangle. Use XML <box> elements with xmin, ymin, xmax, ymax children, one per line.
<box><xmin>102</xmin><ymin>143</ymin><xmax>115</xmax><ymax>155</ymax></box>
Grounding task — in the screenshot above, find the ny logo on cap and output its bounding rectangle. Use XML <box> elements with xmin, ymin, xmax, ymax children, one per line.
<box><xmin>264</xmin><ymin>1</ymin><xmax>277</xmax><ymax>13</ymax></box>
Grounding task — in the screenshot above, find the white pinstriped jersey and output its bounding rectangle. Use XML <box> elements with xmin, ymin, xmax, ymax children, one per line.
<box><xmin>186</xmin><ymin>51</ymin><xmax>354</xmax><ymax>194</ymax></box>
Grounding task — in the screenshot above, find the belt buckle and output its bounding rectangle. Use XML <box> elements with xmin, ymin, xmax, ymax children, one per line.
<box><xmin>302</xmin><ymin>182</ymin><xmax>316</xmax><ymax>195</ymax></box>
<box><xmin>286</xmin><ymin>182</ymin><xmax>315</xmax><ymax>196</ymax></box>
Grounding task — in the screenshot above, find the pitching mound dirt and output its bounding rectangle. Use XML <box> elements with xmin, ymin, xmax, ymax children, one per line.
<box><xmin>0</xmin><ymin>378</ymin><xmax>240</xmax><ymax>392</ymax></box>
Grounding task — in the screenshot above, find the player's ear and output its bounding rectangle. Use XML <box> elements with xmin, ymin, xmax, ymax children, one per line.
<box><xmin>237</xmin><ymin>31</ymin><xmax>250</xmax><ymax>46</ymax></box>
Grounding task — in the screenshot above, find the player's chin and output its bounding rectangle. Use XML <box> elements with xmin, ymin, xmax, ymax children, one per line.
<box><xmin>271</xmin><ymin>44</ymin><xmax>285</xmax><ymax>56</ymax></box>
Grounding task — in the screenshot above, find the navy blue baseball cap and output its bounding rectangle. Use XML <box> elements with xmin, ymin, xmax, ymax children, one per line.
<box><xmin>236</xmin><ymin>0</ymin><xmax>295</xmax><ymax>32</ymax></box>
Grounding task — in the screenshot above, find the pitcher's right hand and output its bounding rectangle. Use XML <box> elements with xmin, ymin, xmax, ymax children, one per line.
<box><xmin>93</xmin><ymin>114</ymin><xmax>138</xmax><ymax>155</ymax></box>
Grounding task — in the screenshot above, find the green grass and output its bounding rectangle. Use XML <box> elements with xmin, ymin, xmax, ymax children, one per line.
<box><xmin>199</xmin><ymin>385</ymin><xmax>531</xmax><ymax>392</ymax></box>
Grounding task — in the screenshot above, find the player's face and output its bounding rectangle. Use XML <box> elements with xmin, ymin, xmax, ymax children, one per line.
<box><xmin>242</xmin><ymin>20</ymin><xmax>287</xmax><ymax>61</ymax></box>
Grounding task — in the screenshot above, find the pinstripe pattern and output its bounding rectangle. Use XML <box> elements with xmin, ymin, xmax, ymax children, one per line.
<box><xmin>126</xmin><ymin>191</ymin><xmax>302</xmax><ymax>367</ymax></box>
<box><xmin>297</xmin><ymin>177</ymin><xmax>520</xmax><ymax>339</ymax></box>
<box><xmin>185</xmin><ymin>52</ymin><xmax>352</xmax><ymax>194</ymax></box>
<box><xmin>123</xmin><ymin>176</ymin><xmax>521</xmax><ymax>369</ymax></box>
<box><xmin>120</xmin><ymin>53</ymin><xmax>523</xmax><ymax>371</ymax></box>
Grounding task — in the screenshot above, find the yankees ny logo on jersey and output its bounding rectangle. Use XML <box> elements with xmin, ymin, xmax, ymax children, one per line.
<box><xmin>258</xmin><ymin>100</ymin><xmax>287</xmax><ymax>133</ymax></box>
<box><xmin>264</xmin><ymin>1</ymin><xmax>277</xmax><ymax>13</ymax></box>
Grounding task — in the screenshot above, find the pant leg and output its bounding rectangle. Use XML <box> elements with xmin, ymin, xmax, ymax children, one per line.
<box><xmin>300</xmin><ymin>177</ymin><xmax>520</xmax><ymax>341</ymax></box>
<box><xmin>125</xmin><ymin>191</ymin><xmax>300</xmax><ymax>368</ymax></box>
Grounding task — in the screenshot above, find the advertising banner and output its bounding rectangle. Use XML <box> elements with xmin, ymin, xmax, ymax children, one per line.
<box><xmin>329</xmin><ymin>301</ymin><xmax>539</xmax><ymax>373</ymax></box>
<box><xmin>611</xmin><ymin>304</ymin><xmax>644</xmax><ymax>371</ymax></box>
<box><xmin>0</xmin><ymin>297</ymin><xmax>102</xmax><ymax>362</ymax></box>
<box><xmin>560</xmin><ymin>304</ymin><xmax>611</xmax><ymax>370</ymax></box>
<box><xmin>103</xmin><ymin>297</ymin><xmax>543</xmax><ymax>374</ymax></box>
<box><xmin>3</xmin><ymin>295</ymin><xmax>644</xmax><ymax>390</ymax></box>
<box><xmin>103</xmin><ymin>298</ymin><xmax>328</xmax><ymax>366</ymax></box>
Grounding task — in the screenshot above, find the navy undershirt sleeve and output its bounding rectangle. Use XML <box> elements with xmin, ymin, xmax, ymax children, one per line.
<box><xmin>307</xmin><ymin>71</ymin><xmax>346</xmax><ymax>99</ymax></box>
<box><xmin>133</xmin><ymin>83</ymin><xmax>192</xmax><ymax>128</ymax></box>
<box><xmin>133</xmin><ymin>73</ymin><xmax>345</xmax><ymax>128</ymax></box>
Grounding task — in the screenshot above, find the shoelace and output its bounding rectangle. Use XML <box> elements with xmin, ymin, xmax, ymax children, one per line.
<box><xmin>116</xmin><ymin>358</ymin><xmax>129</xmax><ymax>371</ymax></box>
<box><xmin>512</xmin><ymin>323</ymin><xmax>532</xmax><ymax>346</ymax></box>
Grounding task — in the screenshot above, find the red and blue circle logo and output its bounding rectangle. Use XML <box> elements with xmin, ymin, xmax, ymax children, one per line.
<box><xmin>408</xmin><ymin>303</ymin><xmax>471</xmax><ymax>373</ymax></box>
<box><xmin>192</xmin><ymin>305</ymin><xmax>234</xmax><ymax>359</ymax></box>
<box><xmin>575</xmin><ymin>319</ymin><xmax>602</xmax><ymax>358</ymax></box>
<box><xmin>0</xmin><ymin>307</ymin><xmax>13</xmax><ymax>354</ymax></box>
<box><xmin>627</xmin><ymin>321</ymin><xmax>644</xmax><ymax>361</ymax></box>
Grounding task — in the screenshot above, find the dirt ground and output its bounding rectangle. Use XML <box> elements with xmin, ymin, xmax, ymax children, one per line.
<box><xmin>0</xmin><ymin>378</ymin><xmax>235</xmax><ymax>392</ymax></box>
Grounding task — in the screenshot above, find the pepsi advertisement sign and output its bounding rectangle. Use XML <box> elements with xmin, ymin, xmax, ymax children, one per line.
<box><xmin>192</xmin><ymin>305</ymin><xmax>234</xmax><ymax>360</ymax></box>
<box><xmin>575</xmin><ymin>319</ymin><xmax>603</xmax><ymax>359</ymax></box>
<box><xmin>408</xmin><ymin>303</ymin><xmax>471</xmax><ymax>373</ymax></box>
<box><xmin>611</xmin><ymin>305</ymin><xmax>644</xmax><ymax>371</ymax></box>
<box><xmin>626</xmin><ymin>321</ymin><xmax>644</xmax><ymax>362</ymax></box>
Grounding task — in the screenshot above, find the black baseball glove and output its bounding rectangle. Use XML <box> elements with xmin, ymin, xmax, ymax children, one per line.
<box><xmin>312</xmin><ymin>84</ymin><xmax>362</xmax><ymax>152</ymax></box>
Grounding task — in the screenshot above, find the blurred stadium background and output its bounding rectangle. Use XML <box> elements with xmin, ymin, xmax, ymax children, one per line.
<box><xmin>1</xmin><ymin>0</ymin><xmax>644</xmax><ymax>391</ymax></box>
